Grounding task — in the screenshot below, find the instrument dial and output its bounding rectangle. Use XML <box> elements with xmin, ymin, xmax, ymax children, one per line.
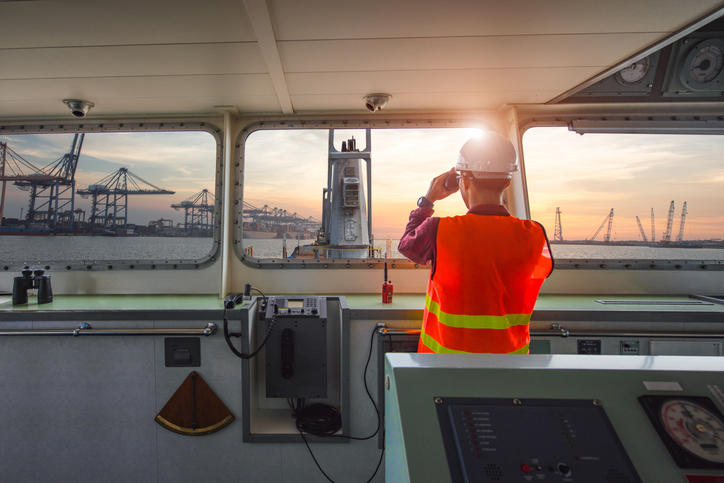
<box><xmin>689</xmin><ymin>44</ymin><xmax>724</xmax><ymax>83</ymax></box>
<box><xmin>660</xmin><ymin>399</ymin><xmax>724</xmax><ymax>463</ymax></box>
<box><xmin>680</xmin><ymin>39</ymin><xmax>724</xmax><ymax>90</ymax></box>
<box><xmin>617</xmin><ymin>57</ymin><xmax>651</xmax><ymax>84</ymax></box>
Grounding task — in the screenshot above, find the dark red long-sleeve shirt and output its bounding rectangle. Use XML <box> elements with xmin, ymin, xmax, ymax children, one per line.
<box><xmin>397</xmin><ymin>204</ymin><xmax>511</xmax><ymax>265</ymax></box>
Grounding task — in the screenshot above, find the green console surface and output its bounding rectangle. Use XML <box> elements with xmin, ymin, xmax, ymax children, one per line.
<box><xmin>385</xmin><ymin>354</ymin><xmax>724</xmax><ymax>483</ymax></box>
<box><xmin>0</xmin><ymin>294</ymin><xmax>224</xmax><ymax>311</ymax></box>
<box><xmin>1</xmin><ymin>293</ymin><xmax>721</xmax><ymax>320</ymax></box>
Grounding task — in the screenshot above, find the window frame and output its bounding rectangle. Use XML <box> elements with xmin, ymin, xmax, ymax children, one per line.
<box><xmin>519</xmin><ymin>115</ymin><xmax>724</xmax><ymax>271</ymax></box>
<box><xmin>233</xmin><ymin>118</ymin><xmax>488</xmax><ymax>270</ymax></box>
<box><xmin>0</xmin><ymin>120</ymin><xmax>223</xmax><ymax>272</ymax></box>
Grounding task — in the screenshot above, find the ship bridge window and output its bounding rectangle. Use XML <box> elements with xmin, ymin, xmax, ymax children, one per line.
<box><xmin>237</xmin><ymin>125</ymin><xmax>482</xmax><ymax>266</ymax></box>
<box><xmin>523</xmin><ymin>126</ymin><xmax>724</xmax><ymax>269</ymax></box>
<box><xmin>0</xmin><ymin>124</ymin><xmax>220</xmax><ymax>271</ymax></box>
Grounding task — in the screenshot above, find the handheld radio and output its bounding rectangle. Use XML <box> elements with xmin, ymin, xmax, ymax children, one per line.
<box><xmin>382</xmin><ymin>262</ymin><xmax>394</xmax><ymax>304</ymax></box>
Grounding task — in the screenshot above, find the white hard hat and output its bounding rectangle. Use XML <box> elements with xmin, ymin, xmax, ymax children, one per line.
<box><xmin>456</xmin><ymin>132</ymin><xmax>518</xmax><ymax>179</ymax></box>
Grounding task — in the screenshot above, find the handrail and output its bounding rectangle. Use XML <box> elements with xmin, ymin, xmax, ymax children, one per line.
<box><xmin>377</xmin><ymin>326</ymin><xmax>724</xmax><ymax>339</ymax></box>
<box><xmin>0</xmin><ymin>322</ymin><xmax>217</xmax><ymax>337</ymax></box>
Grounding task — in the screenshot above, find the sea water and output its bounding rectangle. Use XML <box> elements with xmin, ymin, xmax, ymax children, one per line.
<box><xmin>1</xmin><ymin>236</ymin><xmax>723</xmax><ymax>266</ymax></box>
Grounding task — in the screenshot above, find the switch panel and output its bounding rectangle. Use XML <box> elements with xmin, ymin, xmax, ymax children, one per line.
<box><xmin>620</xmin><ymin>340</ymin><xmax>641</xmax><ymax>355</ymax></box>
<box><xmin>435</xmin><ymin>397</ymin><xmax>641</xmax><ymax>483</ymax></box>
<box><xmin>164</xmin><ymin>337</ymin><xmax>201</xmax><ymax>367</ymax></box>
<box><xmin>577</xmin><ymin>339</ymin><xmax>601</xmax><ymax>355</ymax></box>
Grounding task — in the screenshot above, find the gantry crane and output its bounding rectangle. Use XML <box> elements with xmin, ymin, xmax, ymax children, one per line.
<box><xmin>1</xmin><ymin>134</ymin><xmax>84</xmax><ymax>230</ymax></box>
<box><xmin>676</xmin><ymin>201</ymin><xmax>687</xmax><ymax>241</ymax></box>
<box><xmin>0</xmin><ymin>141</ymin><xmax>53</xmax><ymax>225</ymax></box>
<box><xmin>171</xmin><ymin>189</ymin><xmax>215</xmax><ymax>234</ymax></box>
<box><xmin>553</xmin><ymin>207</ymin><xmax>563</xmax><ymax>241</ymax></box>
<box><xmin>662</xmin><ymin>200</ymin><xmax>676</xmax><ymax>242</ymax></box>
<box><xmin>635</xmin><ymin>216</ymin><xmax>648</xmax><ymax>242</ymax></box>
<box><xmin>77</xmin><ymin>167</ymin><xmax>174</xmax><ymax>231</ymax></box>
<box><xmin>242</xmin><ymin>200</ymin><xmax>320</xmax><ymax>235</ymax></box>
<box><xmin>588</xmin><ymin>208</ymin><xmax>614</xmax><ymax>242</ymax></box>
<box><xmin>650</xmin><ymin>208</ymin><xmax>655</xmax><ymax>243</ymax></box>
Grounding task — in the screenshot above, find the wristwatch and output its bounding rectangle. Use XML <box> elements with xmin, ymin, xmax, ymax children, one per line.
<box><xmin>417</xmin><ymin>196</ymin><xmax>433</xmax><ymax>208</ymax></box>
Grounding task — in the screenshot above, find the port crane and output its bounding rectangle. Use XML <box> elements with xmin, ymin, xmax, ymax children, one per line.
<box><xmin>553</xmin><ymin>207</ymin><xmax>563</xmax><ymax>241</ymax></box>
<box><xmin>77</xmin><ymin>167</ymin><xmax>174</xmax><ymax>231</ymax></box>
<box><xmin>677</xmin><ymin>201</ymin><xmax>688</xmax><ymax>241</ymax></box>
<box><xmin>171</xmin><ymin>189</ymin><xmax>215</xmax><ymax>234</ymax></box>
<box><xmin>588</xmin><ymin>208</ymin><xmax>615</xmax><ymax>243</ymax></box>
<box><xmin>0</xmin><ymin>134</ymin><xmax>84</xmax><ymax>230</ymax></box>
<box><xmin>1</xmin><ymin>142</ymin><xmax>49</xmax><ymax>225</ymax></box>
<box><xmin>243</xmin><ymin>201</ymin><xmax>318</xmax><ymax>226</ymax></box>
<box><xmin>635</xmin><ymin>216</ymin><xmax>648</xmax><ymax>242</ymax></box>
<box><xmin>662</xmin><ymin>200</ymin><xmax>676</xmax><ymax>242</ymax></box>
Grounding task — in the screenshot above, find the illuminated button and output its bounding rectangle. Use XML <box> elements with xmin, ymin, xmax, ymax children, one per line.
<box><xmin>521</xmin><ymin>464</ymin><xmax>532</xmax><ymax>473</ymax></box>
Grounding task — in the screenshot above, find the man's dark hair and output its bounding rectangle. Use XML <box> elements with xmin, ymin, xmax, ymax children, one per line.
<box><xmin>463</xmin><ymin>175</ymin><xmax>510</xmax><ymax>192</ymax></box>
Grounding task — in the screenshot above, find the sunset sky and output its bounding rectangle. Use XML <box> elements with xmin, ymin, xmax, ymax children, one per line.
<box><xmin>2</xmin><ymin>127</ymin><xmax>722</xmax><ymax>241</ymax></box>
<box><xmin>523</xmin><ymin>128</ymin><xmax>724</xmax><ymax>241</ymax></box>
<box><xmin>0</xmin><ymin>131</ymin><xmax>216</xmax><ymax>225</ymax></box>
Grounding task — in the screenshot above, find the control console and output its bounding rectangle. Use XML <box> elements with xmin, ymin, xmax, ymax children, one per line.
<box><xmin>264</xmin><ymin>296</ymin><xmax>328</xmax><ymax>399</ymax></box>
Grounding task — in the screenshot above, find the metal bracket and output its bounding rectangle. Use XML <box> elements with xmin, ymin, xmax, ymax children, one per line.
<box><xmin>551</xmin><ymin>323</ymin><xmax>570</xmax><ymax>337</ymax></box>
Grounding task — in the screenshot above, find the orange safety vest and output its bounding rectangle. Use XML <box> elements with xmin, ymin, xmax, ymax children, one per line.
<box><xmin>419</xmin><ymin>213</ymin><xmax>552</xmax><ymax>354</ymax></box>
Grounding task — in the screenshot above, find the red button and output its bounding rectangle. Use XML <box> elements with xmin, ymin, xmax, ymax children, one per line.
<box><xmin>521</xmin><ymin>464</ymin><xmax>532</xmax><ymax>473</ymax></box>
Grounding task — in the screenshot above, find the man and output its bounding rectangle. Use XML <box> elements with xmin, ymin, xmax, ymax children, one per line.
<box><xmin>398</xmin><ymin>131</ymin><xmax>553</xmax><ymax>354</ymax></box>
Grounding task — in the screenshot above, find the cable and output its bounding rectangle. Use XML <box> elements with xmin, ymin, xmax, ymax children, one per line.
<box><xmin>298</xmin><ymin>429</ymin><xmax>337</xmax><ymax>483</ymax></box>
<box><xmin>223</xmin><ymin>289</ymin><xmax>273</xmax><ymax>360</ymax></box>
<box><xmin>251</xmin><ymin>286</ymin><xmax>267</xmax><ymax>306</ymax></box>
<box><xmin>292</xmin><ymin>324</ymin><xmax>385</xmax><ymax>482</ymax></box>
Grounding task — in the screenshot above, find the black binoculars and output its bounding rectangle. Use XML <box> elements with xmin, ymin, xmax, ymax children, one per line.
<box><xmin>12</xmin><ymin>269</ymin><xmax>53</xmax><ymax>305</ymax></box>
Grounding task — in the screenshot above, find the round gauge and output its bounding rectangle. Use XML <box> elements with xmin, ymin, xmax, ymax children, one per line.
<box><xmin>681</xmin><ymin>39</ymin><xmax>724</xmax><ymax>90</ymax></box>
<box><xmin>617</xmin><ymin>57</ymin><xmax>651</xmax><ymax>84</ymax></box>
<box><xmin>660</xmin><ymin>399</ymin><xmax>724</xmax><ymax>463</ymax></box>
<box><xmin>690</xmin><ymin>44</ymin><xmax>723</xmax><ymax>82</ymax></box>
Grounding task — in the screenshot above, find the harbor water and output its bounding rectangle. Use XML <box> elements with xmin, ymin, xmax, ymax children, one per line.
<box><xmin>2</xmin><ymin>236</ymin><xmax>723</xmax><ymax>266</ymax></box>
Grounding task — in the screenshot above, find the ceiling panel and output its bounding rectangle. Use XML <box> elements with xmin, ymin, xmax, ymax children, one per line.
<box><xmin>0</xmin><ymin>44</ymin><xmax>266</xmax><ymax>80</ymax></box>
<box><xmin>0</xmin><ymin>0</ymin><xmax>256</xmax><ymax>48</ymax></box>
<box><xmin>290</xmin><ymin>91</ymin><xmax>560</xmax><ymax>112</ymax></box>
<box><xmin>0</xmin><ymin>1</ymin><xmax>722</xmax><ymax>117</ymax></box>
<box><xmin>286</xmin><ymin>67</ymin><xmax>598</xmax><ymax>95</ymax></box>
<box><xmin>0</xmin><ymin>75</ymin><xmax>280</xmax><ymax>116</ymax></box>
<box><xmin>278</xmin><ymin>34</ymin><xmax>661</xmax><ymax>73</ymax></box>
<box><xmin>270</xmin><ymin>0</ymin><xmax>724</xmax><ymax>39</ymax></box>
<box><xmin>0</xmin><ymin>95</ymin><xmax>281</xmax><ymax>118</ymax></box>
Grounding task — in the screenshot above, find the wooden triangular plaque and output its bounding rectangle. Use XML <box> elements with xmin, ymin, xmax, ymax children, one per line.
<box><xmin>155</xmin><ymin>371</ymin><xmax>234</xmax><ymax>436</ymax></box>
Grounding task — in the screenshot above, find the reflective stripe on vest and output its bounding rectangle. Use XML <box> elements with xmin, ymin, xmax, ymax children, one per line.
<box><xmin>425</xmin><ymin>294</ymin><xmax>531</xmax><ymax>329</ymax></box>
<box><xmin>420</xmin><ymin>213</ymin><xmax>551</xmax><ymax>354</ymax></box>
